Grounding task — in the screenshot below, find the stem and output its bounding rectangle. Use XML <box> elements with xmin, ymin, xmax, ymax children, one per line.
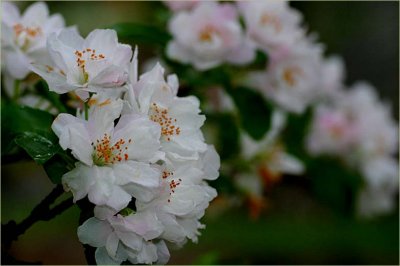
<box><xmin>13</xmin><ymin>79</ymin><xmax>21</xmax><ymax>101</ymax></box>
<box><xmin>2</xmin><ymin>185</ymin><xmax>73</xmax><ymax>249</ymax></box>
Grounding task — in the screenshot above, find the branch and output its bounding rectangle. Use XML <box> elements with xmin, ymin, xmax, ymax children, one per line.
<box><xmin>2</xmin><ymin>184</ymin><xmax>73</xmax><ymax>249</ymax></box>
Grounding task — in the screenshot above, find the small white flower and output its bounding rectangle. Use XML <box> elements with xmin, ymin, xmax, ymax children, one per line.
<box><xmin>31</xmin><ymin>28</ymin><xmax>132</xmax><ymax>97</ymax></box>
<box><xmin>1</xmin><ymin>1</ymin><xmax>66</xmax><ymax>79</ymax></box>
<box><xmin>247</xmin><ymin>36</ymin><xmax>324</xmax><ymax>113</ymax></box>
<box><xmin>238</xmin><ymin>0</ymin><xmax>304</xmax><ymax>58</ymax></box>
<box><xmin>166</xmin><ymin>1</ymin><xmax>255</xmax><ymax>70</ymax></box>
<box><xmin>78</xmin><ymin>208</ymin><xmax>167</xmax><ymax>265</ymax></box>
<box><xmin>53</xmin><ymin>99</ymin><xmax>163</xmax><ymax>210</ymax></box>
<box><xmin>126</xmin><ymin>61</ymin><xmax>208</xmax><ymax>161</ymax></box>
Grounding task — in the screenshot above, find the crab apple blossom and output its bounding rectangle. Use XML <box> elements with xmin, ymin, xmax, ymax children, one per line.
<box><xmin>238</xmin><ymin>0</ymin><xmax>304</xmax><ymax>58</ymax></box>
<box><xmin>1</xmin><ymin>2</ymin><xmax>66</xmax><ymax>80</ymax></box>
<box><xmin>52</xmin><ymin>98</ymin><xmax>163</xmax><ymax>210</ymax></box>
<box><xmin>125</xmin><ymin>58</ymin><xmax>208</xmax><ymax>161</ymax></box>
<box><xmin>247</xmin><ymin>36</ymin><xmax>324</xmax><ymax>114</ymax></box>
<box><xmin>78</xmin><ymin>207</ymin><xmax>169</xmax><ymax>265</ymax></box>
<box><xmin>166</xmin><ymin>1</ymin><xmax>255</xmax><ymax>70</ymax></box>
<box><xmin>30</xmin><ymin>28</ymin><xmax>132</xmax><ymax>98</ymax></box>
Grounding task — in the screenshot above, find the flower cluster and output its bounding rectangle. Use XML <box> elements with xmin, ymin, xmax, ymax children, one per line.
<box><xmin>49</xmin><ymin>34</ymin><xmax>218</xmax><ymax>264</ymax></box>
<box><xmin>3</xmin><ymin>2</ymin><xmax>219</xmax><ymax>264</ymax></box>
<box><xmin>307</xmin><ymin>82</ymin><xmax>398</xmax><ymax>217</ymax></box>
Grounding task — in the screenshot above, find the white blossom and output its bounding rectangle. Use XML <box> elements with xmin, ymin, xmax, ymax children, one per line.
<box><xmin>31</xmin><ymin>28</ymin><xmax>132</xmax><ymax>98</ymax></box>
<box><xmin>166</xmin><ymin>1</ymin><xmax>255</xmax><ymax>70</ymax></box>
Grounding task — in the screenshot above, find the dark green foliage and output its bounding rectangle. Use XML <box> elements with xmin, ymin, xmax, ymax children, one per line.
<box><xmin>228</xmin><ymin>86</ymin><xmax>273</xmax><ymax>140</ymax></box>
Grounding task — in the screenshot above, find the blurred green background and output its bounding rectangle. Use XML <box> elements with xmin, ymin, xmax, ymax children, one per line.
<box><xmin>2</xmin><ymin>1</ymin><xmax>399</xmax><ymax>265</ymax></box>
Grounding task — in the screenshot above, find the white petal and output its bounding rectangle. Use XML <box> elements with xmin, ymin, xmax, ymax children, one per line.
<box><xmin>155</xmin><ymin>240</ymin><xmax>170</xmax><ymax>265</ymax></box>
<box><xmin>4</xmin><ymin>50</ymin><xmax>31</xmax><ymax>79</ymax></box>
<box><xmin>84</xmin><ymin>29</ymin><xmax>119</xmax><ymax>56</ymax></box>
<box><xmin>106</xmin><ymin>233</ymin><xmax>120</xmax><ymax>258</ymax></box>
<box><xmin>112</xmin><ymin>43</ymin><xmax>133</xmax><ymax>67</ymax></box>
<box><xmin>87</xmin><ymin>166</ymin><xmax>115</xmax><ymax>206</ymax></box>
<box><xmin>89</xmin><ymin>64</ymin><xmax>128</xmax><ymax>88</ymax></box>
<box><xmin>113</xmin><ymin>161</ymin><xmax>160</xmax><ymax>188</ymax></box>
<box><xmin>42</xmin><ymin>13</ymin><xmax>65</xmax><ymax>33</ymax></box>
<box><xmin>88</xmin><ymin>98</ymin><xmax>123</xmax><ymax>141</ymax></box>
<box><xmin>1</xmin><ymin>2</ymin><xmax>20</xmax><ymax>26</ymax></box>
<box><xmin>77</xmin><ymin>217</ymin><xmax>112</xmax><ymax>247</ymax></box>
<box><xmin>95</xmin><ymin>247</ymin><xmax>122</xmax><ymax>265</ymax></box>
<box><xmin>62</xmin><ymin>163</ymin><xmax>94</xmax><ymax>202</ymax></box>
<box><xmin>124</xmin><ymin>211</ymin><xmax>163</xmax><ymax>240</ymax></box>
<box><xmin>114</xmin><ymin>230</ymin><xmax>142</xmax><ymax>251</ymax></box>
<box><xmin>201</xmin><ymin>145</ymin><xmax>220</xmax><ymax>180</ymax></box>
<box><xmin>30</xmin><ymin>63</ymin><xmax>76</xmax><ymax>94</ymax></box>
<box><xmin>113</xmin><ymin>114</ymin><xmax>161</xmax><ymax>162</ymax></box>
<box><xmin>94</xmin><ymin>205</ymin><xmax>116</xmax><ymax>220</ymax></box>
<box><xmin>21</xmin><ymin>2</ymin><xmax>49</xmax><ymax>26</ymax></box>
<box><xmin>105</xmin><ymin>185</ymin><xmax>131</xmax><ymax>211</ymax></box>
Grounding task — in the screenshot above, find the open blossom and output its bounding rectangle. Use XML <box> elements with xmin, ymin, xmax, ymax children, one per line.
<box><xmin>1</xmin><ymin>2</ymin><xmax>66</xmax><ymax>80</ymax></box>
<box><xmin>166</xmin><ymin>1</ymin><xmax>255</xmax><ymax>70</ymax></box>
<box><xmin>31</xmin><ymin>28</ymin><xmax>132</xmax><ymax>98</ymax></box>
<box><xmin>78</xmin><ymin>207</ymin><xmax>169</xmax><ymax>265</ymax></box>
<box><xmin>238</xmin><ymin>0</ymin><xmax>304</xmax><ymax>58</ymax></box>
<box><xmin>125</xmin><ymin>54</ymin><xmax>208</xmax><ymax>161</ymax></box>
<box><xmin>247</xmin><ymin>36</ymin><xmax>324</xmax><ymax>113</ymax></box>
<box><xmin>52</xmin><ymin>98</ymin><xmax>163</xmax><ymax>210</ymax></box>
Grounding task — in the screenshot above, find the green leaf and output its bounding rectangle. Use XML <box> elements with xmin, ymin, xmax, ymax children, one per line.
<box><xmin>206</xmin><ymin>112</ymin><xmax>240</xmax><ymax>160</ymax></box>
<box><xmin>14</xmin><ymin>132</ymin><xmax>59</xmax><ymax>164</ymax></box>
<box><xmin>1</xmin><ymin>102</ymin><xmax>55</xmax><ymax>155</ymax></box>
<box><xmin>308</xmin><ymin>156</ymin><xmax>363</xmax><ymax>215</ymax></box>
<box><xmin>281</xmin><ymin>109</ymin><xmax>313</xmax><ymax>160</ymax></box>
<box><xmin>110</xmin><ymin>23</ymin><xmax>171</xmax><ymax>46</ymax></box>
<box><xmin>43</xmin><ymin>155</ymin><xmax>70</xmax><ymax>184</ymax></box>
<box><xmin>228</xmin><ymin>86</ymin><xmax>273</xmax><ymax>140</ymax></box>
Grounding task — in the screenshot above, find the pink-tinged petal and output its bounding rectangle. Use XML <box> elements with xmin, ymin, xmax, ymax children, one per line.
<box><xmin>30</xmin><ymin>63</ymin><xmax>77</xmax><ymax>94</ymax></box>
<box><xmin>4</xmin><ymin>50</ymin><xmax>30</xmax><ymax>79</ymax></box>
<box><xmin>89</xmin><ymin>64</ymin><xmax>128</xmax><ymax>88</ymax></box>
<box><xmin>62</xmin><ymin>163</ymin><xmax>95</xmax><ymax>201</ymax></box>
<box><xmin>112</xmin><ymin>161</ymin><xmax>160</xmax><ymax>188</ymax></box>
<box><xmin>84</xmin><ymin>29</ymin><xmax>119</xmax><ymax>56</ymax></box>
<box><xmin>1</xmin><ymin>2</ymin><xmax>20</xmax><ymax>26</ymax></box>
<box><xmin>124</xmin><ymin>211</ymin><xmax>163</xmax><ymax>240</ymax></box>
<box><xmin>77</xmin><ymin>217</ymin><xmax>112</xmax><ymax>247</ymax></box>
<box><xmin>227</xmin><ymin>41</ymin><xmax>256</xmax><ymax>65</ymax></box>
<box><xmin>113</xmin><ymin>114</ymin><xmax>162</xmax><ymax>162</ymax></box>
<box><xmin>21</xmin><ymin>2</ymin><xmax>49</xmax><ymax>26</ymax></box>
<box><xmin>114</xmin><ymin>230</ymin><xmax>142</xmax><ymax>251</ymax></box>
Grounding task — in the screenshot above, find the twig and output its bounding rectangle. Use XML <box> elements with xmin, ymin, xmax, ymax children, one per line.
<box><xmin>2</xmin><ymin>184</ymin><xmax>73</xmax><ymax>249</ymax></box>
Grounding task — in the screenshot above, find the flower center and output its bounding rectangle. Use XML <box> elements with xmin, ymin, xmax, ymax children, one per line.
<box><xmin>162</xmin><ymin>170</ymin><xmax>182</xmax><ymax>203</ymax></box>
<box><xmin>259</xmin><ymin>13</ymin><xmax>282</xmax><ymax>33</ymax></box>
<box><xmin>13</xmin><ymin>23</ymin><xmax>43</xmax><ymax>50</ymax></box>
<box><xmin>150</xmin><ymin>103</ymin><xmax>181</xmax><ymax>141</ymax></box>
<box><xmin>74</xmin><ymin>48</ymin><xmax>106</xmax><ymax>83</ymax></box>
<box><xmin>199</xmin><ymin>25</ymin><xmax>218</xmax><ymax>42</ymax></box>
<box><xmin>92</xmin><ymin>133</ymin><xmax>131</xmax><ymax>165</ymax></box>
<box><xmin>282</xmin><ymin>66</ymin><xmax>303</xmax><ymax>88</ymax></box>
